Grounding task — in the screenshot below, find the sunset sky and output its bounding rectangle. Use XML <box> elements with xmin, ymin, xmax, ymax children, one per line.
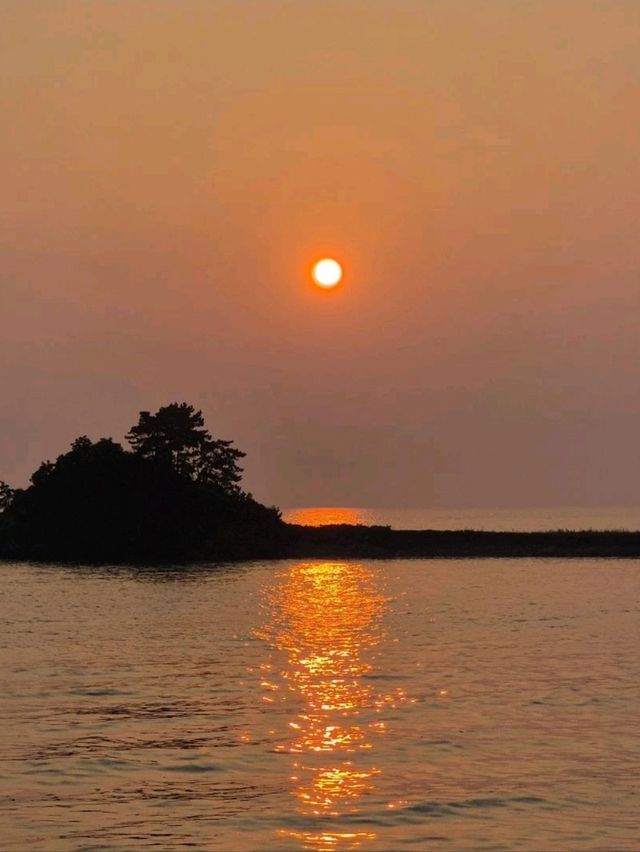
<box><xmin>2</xmin><ymin>1</ymin><xmax>640</xmax><ymax>508</ymax></box>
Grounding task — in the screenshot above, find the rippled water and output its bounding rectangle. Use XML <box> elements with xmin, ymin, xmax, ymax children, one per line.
<box><xmin>1</xmin><ymin>559</ymin><xmax>638</xmax><ymax>850</ymax></box>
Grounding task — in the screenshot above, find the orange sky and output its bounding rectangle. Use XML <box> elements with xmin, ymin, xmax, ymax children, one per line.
<box><xmin>2</xmin><ymin>1</ymin><xmax>640</xmax><ymax>507</ymax></box>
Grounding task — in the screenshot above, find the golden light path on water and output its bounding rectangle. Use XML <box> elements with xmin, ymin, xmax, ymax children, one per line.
<box><xmin>255</xmin><ymin>562</ymin><xmax>410</xmax><ymax>850</ymax></box>
<box><xmin>285</xmin><ymin>507</ymin><xmax>370</xmax><ymax>526</ymax></box>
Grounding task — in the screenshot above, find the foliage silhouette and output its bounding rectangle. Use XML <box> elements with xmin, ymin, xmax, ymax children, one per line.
<box><xmin>126</xmin><ymin>403</ymin><xmax>245</xmax><ymax>494</ymax></box>
<box><xmin>0</xmin><ymin>480</ymin><xmax>14</xmax><ymax>513</ymax></box>
<box><xmin>0</xmin><ymin>406</ymin><xmax>282</xmax><ymax>563</ymax></box>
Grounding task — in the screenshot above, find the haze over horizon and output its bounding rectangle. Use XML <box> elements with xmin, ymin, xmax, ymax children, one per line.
<box><xmin>2</xmin><ymin>1</ymin><xmax>640</xmax><ymax>508</ymax></box>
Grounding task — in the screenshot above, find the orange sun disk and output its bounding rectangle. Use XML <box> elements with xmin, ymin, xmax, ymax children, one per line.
<box><xmin>312</xmin><ymin>258</ymin><xmax>342</xmax><ymax>288</ymax></box>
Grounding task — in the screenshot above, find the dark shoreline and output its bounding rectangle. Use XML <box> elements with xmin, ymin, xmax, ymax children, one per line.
<box><xmin>282</xmin><ymin>524</ymin><xmax>640</xmax><ymax>560</ymax></box>
<box><xmin>3</xmin><ymin>524</ymin><xmax>640</xmax><ymax>565</ymax></box>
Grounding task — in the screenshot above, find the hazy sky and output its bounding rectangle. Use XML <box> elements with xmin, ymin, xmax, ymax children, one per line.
<box><xmin>2</xmin><ymin>1</ymin><xmax>640</xmax><ymax>508</ymax></box>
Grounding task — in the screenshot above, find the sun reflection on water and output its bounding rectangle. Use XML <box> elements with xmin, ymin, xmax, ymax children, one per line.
<box><xmin>256</xmin><ymin>562</ymin><xmax>405</xmax><ymax>849</ymax></box>
<box><xmin>284</xmin><ymin>507</ymin><xmax>373</xmax><ymax>526</ymax></box>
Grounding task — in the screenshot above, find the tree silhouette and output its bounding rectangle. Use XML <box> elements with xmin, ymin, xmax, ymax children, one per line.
<box><xmin>0</xmin><ymin>480</ymin><xmax>14</xmax><ymax>513</ymax></box>
<box><xmin>0</xmin><ymin>404</ymin><xmax>284</xmax><ymax>563</ymax></box>
<box><xmin>0</xmin><ymin>432</ymin><xmax>281</xmax><ymax>562</ymax></box>
<box><xmin>126</xmin><ymin>403</ymin><xmax>245</xmax><ymax>494</ymax></box>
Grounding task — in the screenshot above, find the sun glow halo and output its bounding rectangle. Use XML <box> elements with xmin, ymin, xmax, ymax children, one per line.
<box><xmin>312</xmin><ymin>258</ymin><xmax>342</xmax><ymax>289</ymax></box>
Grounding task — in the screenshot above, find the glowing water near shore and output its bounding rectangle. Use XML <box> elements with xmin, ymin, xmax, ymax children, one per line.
<box><xmin>1</xmin><ymin>559</ymin><xmax>638</xmax><ymax>850</ymax></box>
<box><xmin>285</xmin><ymin>505</ymin><xmax>640</xmax><ymax>531</ymax></box>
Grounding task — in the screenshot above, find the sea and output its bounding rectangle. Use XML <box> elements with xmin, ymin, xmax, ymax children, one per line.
<box><xmin>1</xmin><ymin>507</ymin><xmax>639</xmax><ymax>851</ymax></box>
<box><xmin>283</xmin><ymin>505</ymin><xmax>640</xmax><ymax>532</ymax></box>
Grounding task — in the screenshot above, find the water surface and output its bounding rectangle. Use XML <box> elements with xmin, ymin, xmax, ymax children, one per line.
<box><xmin>284</xmin><ymin>505</ymin><xmax>640</xmax><ymax>531</ymax></box>
<box><xmin>1</xmin><ymin>559</ymin><xmax>638</xmax><ymax>850</ymax></box>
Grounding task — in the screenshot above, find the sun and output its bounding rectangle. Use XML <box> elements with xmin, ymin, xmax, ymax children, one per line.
<box><xmin>312</xmin><ymin>258</ymin><xmax>342</xmax><ymax>288</ymax></box>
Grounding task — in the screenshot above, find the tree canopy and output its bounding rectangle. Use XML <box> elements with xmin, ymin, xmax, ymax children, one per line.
<box><xmin>126</xmin><ymin>403</ymin><xmax>245</xmax><ymax>494</ymax></box>
<box><xmin>0</xmin><ymin>480</ymin><xmax>14</xmax><ymax>513</ymax></box>
<box><xmin>0</xmin><ymin>403</ymin><xmax>282</xmax><ymax>563</ymax></box>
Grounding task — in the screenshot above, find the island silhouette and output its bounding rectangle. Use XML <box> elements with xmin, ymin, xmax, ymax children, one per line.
<box><xmin>1</xmin><ymin>402</ymin><xmax>639</xmax><ymax>564</ymax></box>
